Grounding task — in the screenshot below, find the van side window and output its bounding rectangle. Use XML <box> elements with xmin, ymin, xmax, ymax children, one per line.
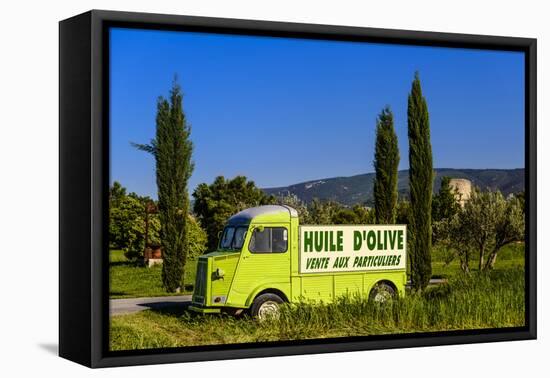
<box><xmin>249</xmin><ymin>227</ymin><xmax>288</xmax><ymax>253</ymax></box>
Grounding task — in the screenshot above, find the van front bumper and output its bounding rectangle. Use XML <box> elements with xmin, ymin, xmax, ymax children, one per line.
<box><xmin>188</xmin><ymin>305</ymin><xmax>222</xmax><ymax>314</ymax></box>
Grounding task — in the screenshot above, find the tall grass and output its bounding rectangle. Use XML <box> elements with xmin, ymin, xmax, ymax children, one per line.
<box><xmin>110</xmin><ymin>267</ymin><xmax>525</xmax><ymax>350</ymax></box>
<box><xmin>267</xmin><ymin>268</ymin><xmax>524</xmax><ymax>340</ymax></box>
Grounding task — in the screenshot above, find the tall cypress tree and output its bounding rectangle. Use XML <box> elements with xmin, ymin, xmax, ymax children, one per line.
<box><xmin>135</xmin><ymin>78</ymin><xmax>194</xmax><ymax>292</ymax></box>
<box><xmin>373</xmin><ymin>106</ymin><xmax>400</xmax><ymax>224</ymax></box>
<box><xmin>407</xmin><ymin>72</ymin><xmax>433</xmax><ymax>291</ymax></box>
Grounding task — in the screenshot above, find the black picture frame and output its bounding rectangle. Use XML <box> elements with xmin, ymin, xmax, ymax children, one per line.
<box><xmin>59</xmin><ymin>9</ymin><xmax>537</xmax><ymax>368</ymax></box>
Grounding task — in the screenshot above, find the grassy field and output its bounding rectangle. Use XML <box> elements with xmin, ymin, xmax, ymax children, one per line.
<box><xmin>110</xmin><ymin>250</ymin><xmax>197</xmax><ymax>298</ymax></box>
<box><xmin>110</xmin><ymin>244</ymin><xmax>525</xmax><ymax>351</ymax></box>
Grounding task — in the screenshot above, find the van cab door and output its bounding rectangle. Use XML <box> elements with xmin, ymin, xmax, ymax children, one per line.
<box><xmin>226</xmin><ymin>224</ymin><xmax>291</xmax><ymax>306</ymax></box>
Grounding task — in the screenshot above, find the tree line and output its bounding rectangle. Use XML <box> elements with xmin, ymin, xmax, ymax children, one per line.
<box><xmin>109</xmin><ymin>176</ymin><xmax>378</xmax><ymax>263</ymax></box>
<box><xmin>371</xmin><ymin>74</ymin><xmax>524</xmax><ymax>286</ymax></box>
<box><xmin>109</xmin><ymin>181</ymin><xmax>207</xmax><ymax>262</ymax></box>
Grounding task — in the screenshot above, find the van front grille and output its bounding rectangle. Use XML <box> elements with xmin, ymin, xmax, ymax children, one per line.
<box><xmin>192</xmin><ymin>259</ymin><xmax>208</xmax><ymax>304</ymax></box>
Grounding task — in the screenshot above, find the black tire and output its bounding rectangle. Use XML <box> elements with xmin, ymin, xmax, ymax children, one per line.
<box><xmin>250</xmin><ymin>293</ymin><xmax>284</xmax><ymax>320</ymax></box>
<box><xmin>369</xmin><ymin>282</ymin><xmax>397</xmax><ymax>303</ymax></box>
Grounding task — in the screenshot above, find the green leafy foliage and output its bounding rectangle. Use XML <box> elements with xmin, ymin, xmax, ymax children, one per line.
<box><xmin>433</xmin><ymin>209</ymin><xmax>474</xmax><ymax>273</ymax></box>
<box><xmin>125</xmin><ymin>214</ymin><xmax>161</xmax><ymax>260</ymax></box>
<box><xmin>395</xmin><ymin>200</ymin><xmax>410</xmax><ymax>225</ymax></box>
<box><xmin>187</xmin><ymin>216</ymin><xmax>208</xmax><ymax>259</ymax></box>
<box><xmin>109</xmin><ymin>190</ymin><xmax>143</xmax><ymax>250</ymax></box>
<box><xmin>193</xmin><ymin>176</ymin><xmax>275</xmax><ymax>251</ymax></box>
<box><xmin>373</xmin><ymin>107</ymin><xmax>400</xmax><ymax>224</ymax></box>
<box><xmin>109</xmin><ymin>181</ymin><xmax>127</xmax><ymax>207</ymax></box>
<box><xmin>307</xmin><ymin>198</ymin><xmax>340</xmax><ymax>225</ymax></box>
<box><xmin>109</xmin><ymin>181</ymin><xmax>207</xmax><ymax>264</ymax></box>
<box><xmin>275</xmin><ymin>195</ymin><xmax>374</xmax><ymax>225</ymax></box>
<box><xmin>109</xmin><ymin>181</ymin><xmax>159</xmax><ymax>259</ymax></box>
<box><xmin>407</xmin><ymin>72</ymin><xmax>433</xmax><ymax>290</ymax></box>
<box><xmin>332</xmin><ymin>204</ymin><xmax>374</xmax><ymax>225</ymax></box>
<box><xmin>432</xmin><ymin>176</ymin><xmax>460</xmax><ymax>224</ymax></box>
<box><xmin>514</xmin><ymin>191</ymin><xmax>525</xmax><ymax>213</ymax></box>
<box><xmin>435</xmin><ymin>188</ymin><xmax>524</xmax><ymax>272</ymax></box>
<box><xmin>275</xmin><ymin>194</ymin><xmax>311</xmax><ymax>222</ymax></box>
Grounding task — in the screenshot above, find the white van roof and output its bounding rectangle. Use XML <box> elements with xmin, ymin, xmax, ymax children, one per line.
<box><xmin>227</xmin><ymin>205</ymin><xmax>298</xmax><ymax>224</ymax></box>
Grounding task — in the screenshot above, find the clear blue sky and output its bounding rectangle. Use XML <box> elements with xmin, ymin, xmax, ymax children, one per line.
<box><xmin>110</xmin><ymin>27</ymin><xmax>525</xmax><ymax>199</ymax></box>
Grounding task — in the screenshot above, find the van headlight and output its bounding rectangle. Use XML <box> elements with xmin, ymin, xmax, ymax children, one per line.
<box><xmin>214</xmin><ymin>268</ymin><xmax>225</xmax><ymax>279</ymax></box>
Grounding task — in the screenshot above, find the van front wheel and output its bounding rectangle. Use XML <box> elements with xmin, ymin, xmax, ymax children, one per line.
<box><xmin>369</xmin><ymin>282</ymin><xmax>396</xmax><ymax>303</ymax></box>
<box><xmin>250</xmin><ymin>293</ymin><xmax>284</xmax><ymax>320</ymax></box>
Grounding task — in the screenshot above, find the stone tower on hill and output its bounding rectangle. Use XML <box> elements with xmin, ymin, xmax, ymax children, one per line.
<box><xmin>449</xmin><ymin>178</ymin><xmax>472</xmax><ymax>207</ymax></box>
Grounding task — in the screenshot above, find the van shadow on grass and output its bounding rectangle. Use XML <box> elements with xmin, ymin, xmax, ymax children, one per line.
<box><xmin>139</xmin><ymin>301</ymin><xmax>192</xmax><ymax>317</ymax></box>
<box><xmin>145</xmin><ymin>301</ymin><xmax>248</xmax><ymax>321</ymax></box>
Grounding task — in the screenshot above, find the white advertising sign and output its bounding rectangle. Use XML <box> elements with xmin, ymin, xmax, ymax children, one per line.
<box><xmin>299</xmin><ymin>225</ymin><xmax>407</xmax><ymax>273</ymax></box>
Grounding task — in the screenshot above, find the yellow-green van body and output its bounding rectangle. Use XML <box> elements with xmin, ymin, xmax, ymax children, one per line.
<box><xmin>190</xmin><ymin>205</ymin><xmax>406</xmax><ymax>313</ymax></box>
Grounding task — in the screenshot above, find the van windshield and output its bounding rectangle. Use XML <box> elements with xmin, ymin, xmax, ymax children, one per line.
<box><xmin>220</xmin><ymin>226</ymin><xmax>248</xmax><ymax>251</ymax></box>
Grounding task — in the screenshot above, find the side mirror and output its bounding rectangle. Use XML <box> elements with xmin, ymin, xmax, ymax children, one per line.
<box><xmin>256</xmin><ymin>225</ymin><xmax>265</xmax><ymax>232</ymax></box>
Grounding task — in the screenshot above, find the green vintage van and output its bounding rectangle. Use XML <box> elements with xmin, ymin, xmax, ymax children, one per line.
<box><xmin>189</xmin><ymin>205</ymin><xmax>406</xmax><ymax>319</ymax></box>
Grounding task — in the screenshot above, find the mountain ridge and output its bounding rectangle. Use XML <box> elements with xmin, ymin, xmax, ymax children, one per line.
<box><xmin>262</xmin><ymin>168</ymin><xmax>525</xmax><ymax>206</ymax></box>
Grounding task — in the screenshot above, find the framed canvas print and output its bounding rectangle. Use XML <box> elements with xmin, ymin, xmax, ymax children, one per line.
<box><xmin>59</xmin><ymin>10</ymin><xmax>536</xmax><ymax>368</ymax></box>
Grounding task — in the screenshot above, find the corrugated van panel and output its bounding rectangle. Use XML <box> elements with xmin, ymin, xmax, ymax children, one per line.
<box><xmin>334</xmin><ymin>274</ymin><xmax>363</xmax><ymax>298</ymax></box>
<box><xmin>301</xmin><ymin>276</ymin><xmax>333</xmax><ymax>302</ymax></box>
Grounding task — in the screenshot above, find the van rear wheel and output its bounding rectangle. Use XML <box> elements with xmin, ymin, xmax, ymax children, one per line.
<box><xmin>250</xmin><ymin>293</ymin><xmax>284</xmax><ymax>320</ymax></box>
<box><xmin>369</xmin><ymin>282</ymin><xmax>396</xmax><ymax>303</ymax></box>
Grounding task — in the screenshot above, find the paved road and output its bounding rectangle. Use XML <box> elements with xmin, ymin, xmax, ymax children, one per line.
<box><xmin>407</xmin><ymin>278</ymin><xmax>447</xmax><ymax>288</ymax></box>
<box><xmin>110</xmin><ymin>295</ymin><xmax>192</xmax><ymax>316</ymax></box>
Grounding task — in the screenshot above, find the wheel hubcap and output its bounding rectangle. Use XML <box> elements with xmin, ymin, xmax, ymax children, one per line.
<box><xmin>258</xmin><ymin>300</ymin><xmax>280</xmax><ymax>320</ymax></box>
<box><xmin>374</xmin><ymin>289</ymin><xmax>392</xmax><ymax>303</ymax></box>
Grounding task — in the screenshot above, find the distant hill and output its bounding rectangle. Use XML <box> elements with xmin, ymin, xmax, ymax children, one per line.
<box><xmin>263</xmin><ymin>168</ymin><xmax>525</xmax><ymax>206</ymax></box>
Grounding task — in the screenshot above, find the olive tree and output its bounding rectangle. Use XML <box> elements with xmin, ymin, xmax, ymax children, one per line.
<box><xmin>484</xmin><ymin>195</ymin><xmax>524</xmax><ymax>270</ymax></box>
<box><xmin>464</xmin><ymin>189</ymin><xmax>504</xmax><ymax>271</ymax></box>
<box><xmin>433</xmin><ymin>213</ymin><xmax>474</xmax><ymax>273</ymax></box>
<box><xmin>275</xmin><ymin>194</ymin><xmax>311</xmax><ymax>223</ymax></box>
<box><xmin>308</xmin><ymin>199</ymin><xmax>340</xmax><ymax>225</ymax></box>
<box><xmin>436</xmin><ymin>188</ymin><xmax>524</xmax><ymax>273</ymax></box>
